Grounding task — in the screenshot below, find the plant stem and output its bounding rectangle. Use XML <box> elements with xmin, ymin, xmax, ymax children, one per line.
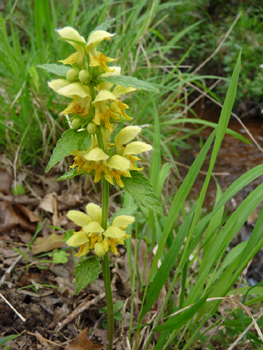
<box><xmin>101</xmin><ymin>174</ymin><xmax>114</xmax><ymax>350</ymax></box>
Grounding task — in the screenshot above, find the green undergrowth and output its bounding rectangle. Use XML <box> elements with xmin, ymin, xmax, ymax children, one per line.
<box><xmin>1</xmin><ymin>0</ymin><xmax>228</xmax><ymax>168</ymax></box>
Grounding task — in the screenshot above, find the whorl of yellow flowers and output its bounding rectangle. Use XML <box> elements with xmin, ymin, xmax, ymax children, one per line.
<box><xmin>49</xmin><ymin>27</ymin><xmax>152</xmax><ymax>256</ymax></box>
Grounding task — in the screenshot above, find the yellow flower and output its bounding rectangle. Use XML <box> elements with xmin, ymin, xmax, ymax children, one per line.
<box><xmin>66</xmin><ymin>203</ymin><xmax>104</xmax><ymax>256</ymax></box>
<box><xmin>66</xmin><ymin>203</ymin><xmax>134</xmax><ymax>257</ymax></box>
<box><xmin>57</xmin><ymin>27</ymin><xmax>86</xmax><ymax>65</ymax></box>
<box><xmin>92</xmin><ymin>85</ymin><xmax>136</xmax><ymax>131</ymax></box>
<box><xmin>70</xmin><ymin>125</ymin><xmax>151</xmax><ymax>187</ymax></box>
<box><xmin>107</xmin><ymin>125</ymin><xmax>152</xmax><ymax>177</ymax></box>
<box><xmin>86</xmin><ymin>30</ymin><xmax>116</xmax><ymax>72</ymax></box>
<box><xmin>48</xmin><ymin>79</ymin><xmax>91</xmax><ymax>116</ymax></box>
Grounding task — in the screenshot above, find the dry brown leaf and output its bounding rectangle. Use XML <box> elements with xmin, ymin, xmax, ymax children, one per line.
<box><xmin>66</xmin><ymin>328</ymin><xmax>103</xmax><ymax>350</ymax></box>
<box><xmin>57</xmin><ymin>193</ymin><xmax>81</xmax><ymax>211</ymax></box>
<box><xmin>0</xmin><ymin>201</ymin><xmax>37</xmax><ymax>233</ymax></box>
<box><xmin>39</xmin><ymin>192</ymin><xmax>56</xmax><ymax>213</ymax></box>
<box><xmin>31</xmin><ymin>233</ymin><xmax>64</xmax><ymax>255</ymax></box>
<box><xmin>0</xmin><ymin>167</ymin><xmax>12</xmax><ymax>194</ymax></box>
<box><xmin>15</xmin><ymin>203</ymin><xmax>39</xmax><ymax>222</ymax></box>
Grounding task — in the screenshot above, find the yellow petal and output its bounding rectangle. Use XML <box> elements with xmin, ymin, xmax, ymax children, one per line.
<box><xmin>123</xmin><ymin>141</ymin><xmax>152</xmax><ymax>156</ymax></box>
<box><xmin>57</xmin><ymin>83</ymin><xmax>90</xmax><ymax>98</ymax></box>
<box><xmin>66</xmin><ymin>232</ymin><xmax>89</xmax><ymax>247</ymax></box>
<box><xmin>107</xmin><ymin>155</ymin><xmax>130</xmax><ymax>171</ymax></box>
<box><xmin>48</xmin><ymin>79</ymin><xmax>69</xmax><ymax>92</ymax></box>
<box><xmin>112</xmin><ymin>215</ymin><xmax>134</xmax><ymax>229</ymax></box>
<box><xmin>101</xmin><ymin>66</ymin><xmax>121</xmax><ymax>77</ymax></box>
<box><xmin>94</xmin><ymin>242</ymin><xmax>107</xmax><ymax>257</ymax></box>
<box><xmin>104</xmin><ymin>226</ymin><xmax>126</xmax><ymax>238</ymax></box>
<box><xmin>87</xmin><ymin>30</ymin><xmax>115</xmax><ymax>47</ymax></box>
<box><xmin>82</xmin><ymin>221</ymin><xmax>104</xmax><ymax>233</ymax></box>
<box><xmin>84</xmin><ymin>148</ymin><xmax>109</xmax><ymax>161</ymax></box>
<box><xmin>115</xmin><ymin>126</ymin><xmax>141</xmax><ymax>154</ymax></box>
<box><xmin>113</xmin><ymin>86</ymin><xmax>137</xmax><ymax>97</ymax></box>
<box><xmin>57</xmin><ymin>27</ymin><xmax>86</xmax><ymax>44</ymax></box>
<box><xmin>93</xmin><ymin>90</ymin><xmax>117</xmax><ymax>104</ymax></box>
<box><xmin>67</xmin><ymin>210</ymin><xmax>91</xmax><ymax>226</ymax></box>
<box><xmin>86</xmin><ymin>203</ymin><xmax>102</xmax><ymax>223</ymax></box>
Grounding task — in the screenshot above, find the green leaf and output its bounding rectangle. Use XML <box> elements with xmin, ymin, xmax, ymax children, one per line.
<box><xmin>99</xmin><ymin>75</ymin><xmax>159</xmax><ymax>93</ymax></box>
<box><xmin>153</xmin><ymin>296</ymin><xmax>208</xmax><ymax>332</ymax></box>
<box><xmin>37</xmin><ymin>63</ymin><xmax>70</xmax><ymax>77</ymax></box>
<box><xmin>0</xmin><ymin>120</ymin><xmax>19</xmax><ymax>133</ymax></box>
<box><xmin>62</xmin><ymin>230</ymin><xmax>74</xmax><ymax>242</ymax></box>
<box><xmin>57</xmin><ymin>167</ymin><xmax>84</xmax><ymax>181</ymax></box>
<box><xmin>109</xmin><ymin>204</ymin><xmax>138</xmax><ymax>225</ymax></box>
<box><xmin>122</xmin><ymin>172</ymin><xmax>162</xmax><ymax>215</ymax></box>
<box><xmin>12</xmin><ymin>184</ymin><xmax>25</xmax><ymax>195</ymax></box>
<box><xmin>74</xmin><ymin>256</ymin><xmax>100</xmax><ymax>295</ymax></box>
<box><xmin>0</xmin><ymin>333</ymin><xmax>23</xmax><ymax>346</ymax></box>
<box><xmin>46</xmin><ymin>129</ymin><xmax>91</xmax><ymax>172</ymax></box>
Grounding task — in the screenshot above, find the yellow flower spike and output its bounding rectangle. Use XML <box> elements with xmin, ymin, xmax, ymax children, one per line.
<box><xmin>86</xmin><ymin>203</ymin><xmax>102</xmax><ymax>224</ymax></box>
<box><xmin>115</xmin><ymin>126</ymin><xmax>142</xmax><ymax>154</ymax></box>
<box><xmin>112</xmin><ymin>215</ymin><xmax>135</xmax><ymax>229</ymax></box>
<box><xmin>107</xmin><ymin>155</ymin><xmax>130</xmax><ymax>172</ymax></box>
<box><xmin>84</xmin><ymin>148</ymin><xmax>109</xmax><ymax>161</ymax></box>
<box><xmin>66</xmin><ymin>232</ymin><xmax>89</xmax><ymax>247</ymax></box>
<box><xmin>75</xmin><ymin>243</ymin><xmax>90</xmax><ymax>256</ymax></box>
<box><xmin>123</xmin><ymin>141</ymin><xmax>152</xmax><ymax>156</ymax></box>
<box><xmin>57</xmin><ymin>26</ymin><xmax>86</xmax><ymax>65</ymax></box>
<box><xmin>67</xmin><ymin>210</ymin><xmax>91</xmax><ymax>226</ymax></box>
<box><xmin>104</xmin><ymin>226</ymin><xmax>127</xmax><ymax>239</ymax></box>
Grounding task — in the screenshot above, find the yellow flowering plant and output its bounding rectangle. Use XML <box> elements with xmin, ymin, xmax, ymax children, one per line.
<box><xmin>39</xmin><ymin>20</ymin><xmax>162</xmax><ymax>350</ymax></box>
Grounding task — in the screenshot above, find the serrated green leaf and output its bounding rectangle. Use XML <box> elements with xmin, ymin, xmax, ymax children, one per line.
<box><xmin>122</xmin><ymin>172</ymin><xmax>163</xmax><ymax>214</ymax></box>
<box><xmin>37</xmin><ymin>63</ymin><xmax>70</xmax><ymax>76</ymax></box>
<box><xmin>109</xmin><ymin>204</ymin><xmax>138</xmax><ymax>225</ymax></box>
<box><xmin>99</xmin><ymin>75</ymin><xmax>159</xmax><ymax>93</ymax></box>
<box><xmin>57</xmin><ymin>167</ymin><xmax>84</xmax><ymax>181</ymax></box>
<box><xmin>46</xmin><ymin>129</ymin><xmax>91</xmax><ymax>173</ymax></box>
<box><xmin>74</xmin><ymin>256</ymin><xmax>100</xmax><ymax>295</ymax></box>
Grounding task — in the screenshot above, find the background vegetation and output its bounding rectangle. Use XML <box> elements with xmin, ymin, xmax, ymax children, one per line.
<box><xmin>1</xmin><ymin>1</ymin><xmax>263</xmax><ymax>349</ymax></box>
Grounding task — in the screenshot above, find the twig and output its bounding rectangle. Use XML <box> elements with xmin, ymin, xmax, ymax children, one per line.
<box><xmin>26</xmin><ymin>330</ymin><xmax>65</xmax><ymax>348</ymax></box>
<box><xmin>193</xmin><ymin>12</ymin><xmax>241</xmax><ymax>75</ymax></box>
<box><xmin>227</xmin><ymin>309</ymin><xmax>263</xmax><ymax>350</ymax></box>
<box><xmin>0</xmin><ymin>293</ymin><xmax>26</xmax><ymax>322</ymax></box>
<box><xmin>0</xmin><ymin>254</ymin><xmax>22</xmax><ymax>286</ymax></box>
<box><xmin>56</xmin><ymin>291</ymin><xmax>107</xmax><ymax>331</ymax></box>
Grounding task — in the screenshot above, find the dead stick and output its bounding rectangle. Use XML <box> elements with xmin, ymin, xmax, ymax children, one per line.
<box><xmin>0</xmin><ymin>293</ymin><xmax>26</xmax><ymax>322</ymax></box>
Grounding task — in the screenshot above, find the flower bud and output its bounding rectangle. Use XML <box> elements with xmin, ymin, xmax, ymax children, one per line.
<box><xmin>79</xmin><ymin>69</ymin><xmax>90</xmax><ymax>83</ymax></box>
<box><xmin>67</xmin><ymin>68</ymin><xmax>78</xmax><ymax>82</ymax></box>
<box><xmin>71</xmin><ymin>117</ymin><xmax>81</xmax><ymax>129</ymax></box>
<box><xmin>87</xmin><ymin>122</ymin><xmax>97</xmax><ymax>134</ymax></box>
<box><xmin>94</xmin><ymin>242</ymin><xmax>106</xmax><ymax>257</ymax></box>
